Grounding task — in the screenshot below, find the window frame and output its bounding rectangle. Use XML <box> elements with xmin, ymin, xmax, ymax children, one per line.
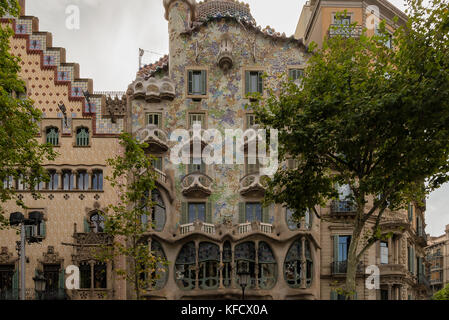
<box><xmin>146</xmin><ymin>112</ymin><xmax>162</xmax><ymax>128</ymax></box>
<box><xmin>243</xmin><ymin>68</ymin><xmax>265</xmax><ymax>97</ymax></box>
<box><xmin>75</xmin><ymin>127</ymin><xmax>90</xmax><ymax>147</ymax></box>
<box><xmin>186</xmin><ymin>68</ymin><xmax>208</xmax><ymax>99</ymax></box>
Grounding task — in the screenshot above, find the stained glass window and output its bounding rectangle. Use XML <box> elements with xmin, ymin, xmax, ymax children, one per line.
<box><xmin>284</xmin><ymin>239</ymin><xmax>313</xmax><ymax>288</ymax></box>
<box><xmin>175</xmin><ymin>242</ymin><xmax>196</xmax><ymax>290</ymax></box>
<box><xmin>235</xmin><ymin>242</ymin><xmax>256</xmax><ymax>289</ymax></box>
<box><xmin>258</xmin><ymin>242</ymin><xmax>277</xmax><ymax>289</ymax></box>
<box><xmin>198</xmin><ymin>242</ymin><xmax>220</xmax><ymax>289</ymax></box>
<box><xmin>90</xmin><ymin>212</ymin><xmax>105</xmax><ymax>233</ymax></box>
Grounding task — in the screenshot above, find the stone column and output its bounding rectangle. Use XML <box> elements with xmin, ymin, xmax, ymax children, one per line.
<box><xmin>195</xmin><ymin>241</ymin><xmax>199</xmax><ymax>290</ymax></box>
<box><xmin>301</xmin><ymin>236</ymin><xmax>307</xmax><ymax>289</ymax></box>
<box><xmin>219</xmin><ymin>243</ymin><xmax>224</xmax><ymax>289</ymax></box>
<box><xmin>254</xmin><ymin>241</ymin><xmax>259</xmax><ymax>290</ymax></box>
<box><xmin>231</xmin><ymin>244</ymin><xmax>236</xmax><ymax>289</ymax></box>
<box><xmin>57</xmin><ymin>170</ymin><xmax>63</xmax><ymax>190</ymax></box>
<box><xmin>387</xmin><ymin>284</ymin><xmax>392</xmax><ymax>300</ymax></box>
<box><xmin>388</xmin><ymin>237</ymin><xmax>393</xmax><ymax>264</ymax></box>
<box><xmin>89</xmin><ymin>260</ymin><xmax>95</xmax><ymax>299</ymax></box>
<box><xmin>87</xmin><ymin>169</ymin><xmax>93</xmax><ymax>190</ymax></box>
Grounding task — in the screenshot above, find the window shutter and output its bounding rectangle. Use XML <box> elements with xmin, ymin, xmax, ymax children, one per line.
<box><xmin>262</xmin><ymin>206</ymin><xmax>269</xmax><ymax>223</ymax></box>
<box><xmin>188</xmin><ymin>71</ymin><xmax>193</xmax><ymax>95</ymax></box>
<box><xmin>206</xmin><ymin>201</ymin><xmax>213</xmax><ymax>224</ymax></box>
<box><xmin>25</xmin><ymin>225</ymin><xmax>33</xmax><ymax>239</ymax></box>
<box><xmin>330</xmin><ymin>290</ymin><xmax>337</xmax><ymax>300</ymax></box>
<box><xmin>181</xmin><ymin>202</ymin><xmax>188</xmax><ymax>225</ymax></box>
<box><xmin>59</xmin><ymin>267</ymin><xmax>65</xmax><ymax>290</ymax></box>
<box><xmin>12</xmin><ymin>268</ymin><xmax>19</xmax><ymax>299</ymax></box>
<box><xmin>245</xmin><ymin>71</ymin><xmax>250</xmax><ymax>95</ymax></box>
<box><xmin>201</xmin><ymin>70</ymin><xmax>207</xmax><ymax>95</ymax></box>
<box><xmin>84</xmin><ymin>217</ymin><xmax>91</xmax><ymax>233</ymax></box>
<box><xmin>333</xmin><ymin>236</ymin><xmax>339</xmax><ymax>263</ymax></box>
<box><xmin>239</xmin><ymin>202</ymin><xmax>245</xmax><ymax>223</ymax></box>
<box><xmin>258</xmin><ymin>72</ymin><xmax>263</xmax><ymax>94</ymax></box>
<box><xmin>40</xmin><ymin>221</ymin><xmax>46</xmax><ymax>238</ymax></box>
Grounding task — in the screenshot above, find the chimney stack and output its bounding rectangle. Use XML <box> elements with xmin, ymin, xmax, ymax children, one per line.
<box><xmin>19</xmin><ymin>0</ymin><xmax>25</xmax><ymax>16</ymax></box>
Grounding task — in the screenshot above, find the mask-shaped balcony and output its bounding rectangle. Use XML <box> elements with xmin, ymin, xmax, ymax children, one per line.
<box><xmin>239</xmin><ymin>173</ymin><xmax>268</xmax><ymax>197</ymax></box>
<box><xmin>138</xmin><ymin>125</ymin><xmax>169</xmax><ymax>154</ymax></box>
<box><xmin>181</xmin><ymin>172</ymin><xmax>213</xmax><ymax>198</ymax></box>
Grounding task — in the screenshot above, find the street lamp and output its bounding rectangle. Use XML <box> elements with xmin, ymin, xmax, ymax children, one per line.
<box><xmin>9</xmin><ymin>211</ymin><xmax>44</xmax><ymax>300</ymax></box>
<box><xmin>237</xmin><ymin>269</ymin><xmax>250</xmax><ymax>300</ymax></box>
<box><xmin>33</xmin><ymin>271</ymin><xmax>46</xmax><ymax>300</ymax></box>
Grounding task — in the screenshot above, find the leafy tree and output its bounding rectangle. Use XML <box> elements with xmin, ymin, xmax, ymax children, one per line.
<box><xmin>253</xmin><ymin>0</ymin><xmax>449</xmax><ymax>299</ymax></box>
<box><xmin>0</xmin><ymin>0</ymin><xmax>57</xmax><ymax>228</ymax></box>
<box><xmin>97</xmin><ymin>133</ymin><xmax>167</xmax><ymax>300</ymax></box>
<box><xmin>432</xmin><ymin>283</ymin><xmax>449</xmax><ymax>300</ymax></box>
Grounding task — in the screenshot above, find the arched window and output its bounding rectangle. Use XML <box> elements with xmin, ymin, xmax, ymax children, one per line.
<box><xmin>222</xmin><ymin>241</ymin><xmax>232</xmax><ymax>288</ymax></box>
<box><xmin>286</xmin><ymin>209</ymin><xmax>312</xmax><ymax>230</ymax></box>
<box><xmin>198</xmin><ymin>242</ymin><xmax>220</xmax><ymax>289</ymax></box>
<box><xmin>90</xmin><ymin>212</ymin><xmax>105</xmax><ymax>233</ymax></box>
<box><xmin>92</xmin><ymin>170</ymin><xmax>103</xmax><ymax>191</ymax></box>
<box><xmin>258</xmin><ymin>242</ymin><xmax>277</xmax><ymax>289</ymax></box>
<box><xmin>47</xmin><ymin>170</ymin><xmax>58</xmax><ymax>190</ymax></box>
<box><xmin>46</xmin><ymin>127</ymin><xmax>59</xmax><ymax>146</ymax></box>
<box><xmin>284</xmin><ymin>239</ymin><xmax>313</xmax><ymax>288</ymax></box>
<box><xmin>175</xmin><ymin>242</ymin><xmax>196</xmax><ymax>290</ymax></box>
<box><xmin>142</xmin><ymin>241</ymin><xmax>168</xmax><ymax>290</ymax></box>
<box><xmin>62</xmin><ymin>170</ymin><xmax>75</xmax><ymax>191</ymax></box>
<box><xmin>235</xmin><ymin>242</ymin><xmax>256</xmax><ymax>289</ymax></box>
<box><xmin>77</xmin><ymin>170</ymin><xmax>89</xmax><ymax>190</ymax></box>
<box><xmin>76</xmin><ymin>127</ymin><xmax>89</xmax><ymax>146</ymax></box>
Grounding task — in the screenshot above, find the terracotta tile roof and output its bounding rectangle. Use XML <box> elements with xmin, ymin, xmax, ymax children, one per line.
<box><xmin>137</xmin><ymin>54</ymin><xmax>169</xmax><ymax>78</ymax></box>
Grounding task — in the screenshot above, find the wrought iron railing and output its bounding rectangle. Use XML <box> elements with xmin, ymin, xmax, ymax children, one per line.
<box><xmin>331</xmin><ymin>261</ymin><xmax>364</xmax><ymax>275</ymax></box>
<box><xmin>328</xmin><ymin>25</ymin><xmax>363</xmax><ymax>38</ymax></box>
<box><xmin>330</xmin><ymin>200</ymin><xmax>357</xmax><ymax>214</ymax></box>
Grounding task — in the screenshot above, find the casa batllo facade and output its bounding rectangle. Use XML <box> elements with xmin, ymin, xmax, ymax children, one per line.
<box><xmin>0</xmin><ymin>0</ymin><xmax>431</xmax><ymax>300</ymax></box>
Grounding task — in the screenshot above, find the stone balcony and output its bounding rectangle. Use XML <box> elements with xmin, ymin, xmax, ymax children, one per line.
<box><xmin>137</xmin><ymin>125</ymin><xmax>169</xmax><ymax>153</ymax></box>
<box><xmin>179</xmin><ymin>220</ymin><xmax>216</xmax><ymax>235</ymax></box>
<box><xmin>239</xmin><ymin>173</ymin><xmax>268</xmax><ymax>197</ymax></box>
<box><xmin>181</xmin><ymin>172</ymin><xmax>213</xmax><ymax>198</ymax></box>
<box><xmin>238</xmin><ymin>221</ymin><xmax>273</xmax><ymax>235</ymax></box>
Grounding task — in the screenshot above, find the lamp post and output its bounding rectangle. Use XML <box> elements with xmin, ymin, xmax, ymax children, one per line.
<box><xmin>237</xmin><ymin>269</ymin><xmax>250</xmax><ymax>300</ymax></box>
<box><xmin>33</xmin><ymin>271</ymin><xmax>46</xmax><ymax>300</ymax></box>
<box><xmin>9</xmin><ymin>211</ymin><xmax>43</xmax><ymax>300</ymax></box>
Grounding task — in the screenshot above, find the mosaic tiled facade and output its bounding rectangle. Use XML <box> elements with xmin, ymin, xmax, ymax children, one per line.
<box><xmin>0</xmin><ymin>0</ymin><xmax>432</xmax><ymax>300</ymax></box>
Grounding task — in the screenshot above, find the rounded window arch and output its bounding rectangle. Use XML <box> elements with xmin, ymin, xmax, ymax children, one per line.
<box><xmin>286</xmin><ymin>209</ymin><xmax>312</xmax><ymax>230</ymax></box>
<box><xmin>235</xmin><ymin>242</ymin><xmax>256</xmax><ymax>289</ymax></box>
<box><xmin>198</xmin><ymin>242</ymin><xmax>220</xmax><ymax>289</ymax></box>
<box><xmin>175</xmin><ymin>242</ymin><xmax>196</xmax><ymax>290</ymax></box>
<box><xmin>89</xmin><ymin>211</ymin><xmax>105</xmax><ymax>233</ymax></box>
<box><xmin>284</xmin><ymin>238</ymin><xmax>313</xmax><ymax>288</ymax></box>
<box><xmin>258</xmin><ymin>242</ymin><xmax>277</xmax><ymax>289</ymax></box>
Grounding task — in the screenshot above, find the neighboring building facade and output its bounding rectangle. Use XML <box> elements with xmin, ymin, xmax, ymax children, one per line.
<box><xmin>426</xmin><ymin>225</ymin><xmax>449</xmax><ymax>295</ymax></box>
<box><xmin>0</xmin><ymin>0</ymin><xmax>127</xmax><ymax>300</ymax></box>
<box><xmin>0</xmin><ymin>0</ymin><xmax>431</xmax><ymax>300</ymax></box>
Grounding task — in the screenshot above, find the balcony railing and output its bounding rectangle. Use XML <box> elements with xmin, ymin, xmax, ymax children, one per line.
<box><xmin>154</xmin><ymin>168</ymin><xmax>167</xmax><ymax>184</ymax></box>
<box><xmin>430</xmin><ymin>278</ymin><xmax>443</xmax><ymax>285</ymax></box>
<box><xmin>238</xmin><ymin>221</ymin><xmax>273</xmax><ymax>235</ymax></box>
<box><xmin>331</xmin><ymin>260</ymin><xmax>364</xmax><ymax>275</ymax></box>
<box><xmin>330</xmin><ymin>200</ymin><xmax>357</xmax><ymax>214</ymax></box>
<box><xmin>179</xmin><ymin>221</ymin><xmax>216</xmax><ymax>235</ymax></box>
<box><xmin>418</xmin><ymin>274</ymin><xmax>431</xmax><ymax>288</ymax></box>
<box><xmin>328</xmin><ymin>24</ymin><xmax>363</xmax><ymax>38</ymax></box>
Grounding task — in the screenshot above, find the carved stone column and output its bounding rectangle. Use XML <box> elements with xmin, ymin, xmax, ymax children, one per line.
<box><xmin>387</xmin><ymin>284</ymin><xmax>392</xmax><ymax>300</ymax></box>
<box><xmin>195</xmin><ymin>240</ymin><xmax>199</xmax><ymax>290</ymax></box>
<box><xmin>87</xmin><ymin>169</ymin><xmax>93</xmax><ymax>190</ymax></box>
<box><xmin>231</xmin><ymin>245</ymin><xmax>236</xmax><ymax>289</ymax></box>
<box><xmin>219</xmin><ymin>243</ymin><xmax>224</xmax><ymax>289</ymax></box>
<box><xmin>57</xmin><ymin>170</ymin><xmax>63</xmax><ymax>190</ymax></box>
<box><xmin>388</xmin><ymin>237</ymin><xmax>393</xmax><ymax>264</ymax></box>
<box><xmin>254</xmin><ymin>240</ymin><xmax>259</xmax><ymax>290</ymax></box>
<box><xmin>301</xmin><ymin>236</ymin><xmax>307</xmax><ymax>289</ymax></box>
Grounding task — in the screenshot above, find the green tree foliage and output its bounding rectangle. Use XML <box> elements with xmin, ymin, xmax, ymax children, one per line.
<box><xmin>97</xmin><ymin>133</ymin><xmax>167</xmax><ymax>300</ymax></box>
<box><xmin>0</xmin><ymin>0</ymin><xmax>57</xmax><ymax>228</ymax></box>
<box><xmin>253</xmin><ymin>0</ymin><xmax>449</xmax><ymax>298</ymax></box>
<box><xmin>432</xmin><ymin>283</ymin><xmax>449</xmax><ymax>300</ymax></box>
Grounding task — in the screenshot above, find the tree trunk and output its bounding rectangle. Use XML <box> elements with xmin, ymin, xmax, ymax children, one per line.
<box><xmin>345</xmin><ymin>206</ymin><xmax>364</xmax><ymax>300</ymax></box>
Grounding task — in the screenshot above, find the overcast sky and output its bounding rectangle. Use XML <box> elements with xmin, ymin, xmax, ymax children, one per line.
<box><xmin>25</xmin><ymin>0</ymin><xmax>449</xmax><ymax>236</ymax></box>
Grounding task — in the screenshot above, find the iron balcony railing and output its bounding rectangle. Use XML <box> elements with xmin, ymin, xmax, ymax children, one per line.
<box><xmin>330</xmin><ymin>200</ymin><xmax>357</xmax><ymax>214</ymax></box>
<box><xmin>430</xmin><ymin>278</ymin><xmax>443</xmax><ymax>285</ymax></box>
<box><xmin>328</xmin><ymin>24</ymin><xmax>363</xmax><ymax>38</ymax></box>
<box><xmin>331</xmin><ymin>260</ymin><xmax>364</xmax><ymax>275</ymax></box>
<box><xmin>418</xmin><ymin>274</ymin><xmax>431</xmax><ymax>288</ymax></box>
